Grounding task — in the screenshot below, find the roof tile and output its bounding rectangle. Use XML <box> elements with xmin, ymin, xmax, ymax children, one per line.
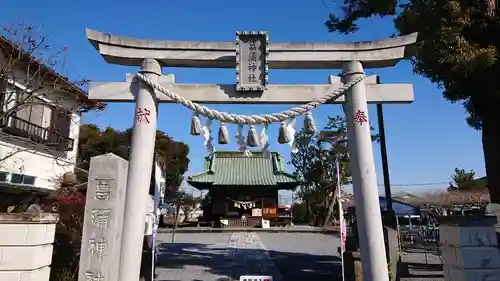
<box><xmin>187</xmin><ymin>151</ymin><xmax>297</xmax><ymax>186</ymax></box>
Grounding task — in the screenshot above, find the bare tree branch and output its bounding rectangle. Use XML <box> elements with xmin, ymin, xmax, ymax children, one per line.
<box><xmin>0</xmin><ymin>22</ymin><xmax>101</xmax><ymax>170</ymax></box>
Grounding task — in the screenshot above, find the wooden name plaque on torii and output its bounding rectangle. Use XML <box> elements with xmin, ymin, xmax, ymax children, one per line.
<box><xmin>236</xmin><ymin>31</ymin><xmax>269</xmax><ymax>92</ymax></box>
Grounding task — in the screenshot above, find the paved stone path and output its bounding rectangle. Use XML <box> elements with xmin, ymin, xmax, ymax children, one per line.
<box><xmin>155</xmin><ymin>232</ymin><xmax>341</xmax><ymax>281</ymax></box>
<box><xmin>228</xmin><ymin>232</ymin><xmax>282</xmax><ymax>280</ymax></box>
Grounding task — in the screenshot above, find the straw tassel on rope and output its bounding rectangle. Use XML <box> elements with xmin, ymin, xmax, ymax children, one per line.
<box><xmin>139</xmin><ymin>72</ymin><xmax>365</xmax><ymax>154</ymax></box>
<box><xmin>202</xmin><ymin>119</ymin><xmax>215</xmax><ymax>154</ymax></box>
<box><xmin>278</xmin><ymin>121</ymin><xmax>290</xmax><ymax>144</ymax></box>
<box><xmin>236</xmin><ymin>124</ymin><xmax>250</xmax><ymax>156</ymax></box>
<box><xmin>303</xmin><ymin>111</ymin><xmax>317</xmax><ymax>134</ymax></box>
<box><xmin>190</xmin><ymin>113</ymin><xmax>202</xmax><ymax>136</ymax></box>
<box><xmin>218</xmin><ymin>122</ymin><xmax>229</xmax><ymax>144</ymax></box>
<box><xmin>287</xmin><ymin>118</ymin><xmax>298</xmax><ymax>153</ymax></box>
<box><xmin>246</xmin><ymin>125</ymin><xmax>260</xmax><ymax>147</ymax></box>
<box><xmin>260</xmin><ymin>124</ymin><xmax>270</xmax><ymax>157</ymax></box>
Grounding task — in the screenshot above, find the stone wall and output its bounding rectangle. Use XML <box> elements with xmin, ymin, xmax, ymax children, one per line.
<box><xmin>0</xmin><ymin>213</ymin><xmax>58</xmax><ymax>281</ymax></box>
<box><xmin>439</xmin><ymin>216</ymin><xmax>500</xmax><ymax>281</ymax></box>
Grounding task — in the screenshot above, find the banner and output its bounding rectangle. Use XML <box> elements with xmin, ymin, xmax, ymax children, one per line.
<box><xmin>336</xmin><ymin>158</ymin><xmax>346</xmax><ymax>281</ymax></box>
<box><xmin>336</xmin><ymin>158</ymin><xmax>346</xmax><ymax>251</ymax></box>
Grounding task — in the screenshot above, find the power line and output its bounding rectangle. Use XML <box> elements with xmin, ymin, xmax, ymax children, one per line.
<box><xmin>377</xmin><ymin>181</ymin><xmax>450</xmax><ymax>187</ymax></box>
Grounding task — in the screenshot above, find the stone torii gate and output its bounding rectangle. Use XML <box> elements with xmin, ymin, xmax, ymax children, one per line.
<box><xmin>85</xmin><ymin>29</ymin><xmax>417</xmax><ymax>281</ymax></box>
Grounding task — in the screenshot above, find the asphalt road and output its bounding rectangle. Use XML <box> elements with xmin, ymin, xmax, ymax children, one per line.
<box><xmin>154</xmin><ymin>232</ymin><xmax>343</xmax><ymax>281</ymax></box>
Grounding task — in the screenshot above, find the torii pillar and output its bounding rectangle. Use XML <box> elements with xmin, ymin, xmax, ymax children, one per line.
<box><xmin>85</xmin><ymin>28</ymin><xmax>417</xmax><ymax>281</ymax></box>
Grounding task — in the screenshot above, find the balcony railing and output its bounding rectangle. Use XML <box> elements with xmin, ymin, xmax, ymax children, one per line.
<box><xmin>0</xmin><ymin>115</ymin><xmax>74</xmax><ymax>151</ymax></box>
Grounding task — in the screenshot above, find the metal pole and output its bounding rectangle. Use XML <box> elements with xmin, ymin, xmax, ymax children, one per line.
<box><xmin>377</xmin><ymin>104</ymin><xmax>393</xmax><ymax>212</ymax></box>
<box><xmin>148</xmin><ymin>102</ymin><xmax>160</xmax><ymax>281</ymax></box>
<box><xmin>150</xmin><ymin>102</ymin><xmax>161</xmax><ymax>280</ymax></box>
<box><xmin>151</xmin><ymin>155</ymin><xmax>159</xmax><ymax>281</ymax></box>
<box><xmin>343</xmin><ymin>61</ymin><xmax>389</xmax><ymax>281</ymax></box>
<box><xmin>118</xmin><ymin>58</ymin><xmax>160</xmax><ymax>281</ymax></box>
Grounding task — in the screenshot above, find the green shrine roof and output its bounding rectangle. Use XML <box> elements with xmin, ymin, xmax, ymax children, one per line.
<box><xmin>187</xmin><ymin>151</ymin><xmax>298</xmax><ymax>189</ymax></box>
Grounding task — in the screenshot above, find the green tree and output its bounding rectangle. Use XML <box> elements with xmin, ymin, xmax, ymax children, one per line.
<box><xmin>76</xmin><ymin>124</ymin><xmax>190</xmax><ymax>194</ymax></box>
<box><xmin>325</xmin><ymin>0</ymin><xmax>500</xmax><ymax>203</ymax></box>
<box><xmin>449</xmin><ymin>167</ymin><xmax>478</xmax><ymax>191</ymax></box>
<box><xmin>290</xmin><ymin>115</ymin><xmax>377</xmax><ymax>224</ymax></box>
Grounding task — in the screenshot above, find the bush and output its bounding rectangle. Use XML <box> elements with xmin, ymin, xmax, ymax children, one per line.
<box><xmin>49</xmin><ymin>190</ymin><xmax>85</xmax><ymax>281</ymax></box>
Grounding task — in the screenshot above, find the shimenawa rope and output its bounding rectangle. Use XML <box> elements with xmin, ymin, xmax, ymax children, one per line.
<box><xmin>135</xmin><ymin>73</ymin><xmax>364</xmax><ymax>125</ymax></box>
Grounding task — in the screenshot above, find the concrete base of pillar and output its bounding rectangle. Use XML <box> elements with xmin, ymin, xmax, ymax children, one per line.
<box><xmin>382</xmin><ymin>211</ymin><xmax>401</xmax><ymax>281</ymax></box>
<box><xmin>343</xmin><ymin>251</ymin><xmax>363</xmax><ymax>281</ymax></box>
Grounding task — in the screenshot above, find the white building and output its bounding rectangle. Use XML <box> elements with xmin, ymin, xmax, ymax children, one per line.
<box><xmin>154</xmin><ymin>161</ymin><xmax>166</xmax><ymax>204</ymax></box>
<box><xmin>0</xmin><ymin>35</ymin><xmax>97</xmax><ymax>198</ymax></box>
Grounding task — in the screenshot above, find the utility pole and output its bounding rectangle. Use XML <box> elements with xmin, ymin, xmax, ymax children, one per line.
<box><xmin>377</xmin><ymin>104</ymin><xmax>393</xmax><ymax>212</ymax></box>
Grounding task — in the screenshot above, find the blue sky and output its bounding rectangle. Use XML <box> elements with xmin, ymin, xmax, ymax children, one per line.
<box><xmin>1</xmin><ymin>0</ymin><xmax>485</xmax><ymax>200</ymax></box>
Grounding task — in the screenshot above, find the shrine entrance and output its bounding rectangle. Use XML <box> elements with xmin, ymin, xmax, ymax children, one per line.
<box><xmin>84</xmin><ymin>28</ymin><xmax>417</xmax><ymax>281</ymax></box>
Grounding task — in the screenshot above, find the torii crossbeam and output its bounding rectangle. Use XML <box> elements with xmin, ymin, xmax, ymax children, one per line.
<box><xmin>83</xmin><ymin>28</ymin><xmax>418</xmax><ymax>281</ymax></box>
<box><xmin>89</xmin><ymin>74</ymin><xmax>414</xmax><ymax>104</ymax></box>
<box><xmin>86</xmin><ymin>28</ymin><xmax>417</xmax><ymax>69</ymax></box>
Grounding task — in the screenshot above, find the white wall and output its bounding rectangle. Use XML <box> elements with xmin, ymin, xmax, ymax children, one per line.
<box><xmin>0</xmin><ymin>113</ymin><xmax>81</xmax><ymax>190</ymax></box>
<box><xmin>154</xmin><ymin>162</ymin><xmax>166</xmax><ymax>201</ymax></box>
<box><xmin>0</xmin><ymin>46</ymin><xmax>85</xmax><ymax>191</ymax></box>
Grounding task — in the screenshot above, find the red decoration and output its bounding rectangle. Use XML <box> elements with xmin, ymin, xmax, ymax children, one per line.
<box><xmin>56</xmin><ymin>193</ymin><xmax>85</xmax><ymax>205</ymax></box>
<box><xmin>135</xmin><ymin>107</ymin><xmax>151</xmax><ymax>124</ymax></box>
<box><xmin>353</xmin><ymin>109</ymin><xmax>368</xmax><ymax>125</ymax></box>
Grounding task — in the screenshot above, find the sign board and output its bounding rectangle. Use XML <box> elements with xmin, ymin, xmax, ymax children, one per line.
<box><xmin>252</xmin><ymin>208</ymin><xmax>262</xmax><ymax>217</ymax></box>
<box><xmin>236</xmin><ymin>31</ymin><xmax>269</xmax><ymax>92</ymax></box>
<box><xmin>240</xmin><ymin>276</ymin><xmax>273</xmax><ymax>281</ymax></box>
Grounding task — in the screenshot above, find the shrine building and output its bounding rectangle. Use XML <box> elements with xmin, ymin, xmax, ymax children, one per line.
<box><xmin>187</xmin><ymin>150</ymin><xmax>299</xmax><ymax>227</ymax></box>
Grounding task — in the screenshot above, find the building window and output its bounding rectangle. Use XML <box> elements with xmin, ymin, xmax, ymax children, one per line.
<box><xmin>50</xmin><ymin>108</ymin><xmax>72</xmax><ymax>139</ymax></box>
<box><xmin>0</xmin><ymin>171</ymin><xmax>8</xmax><ymax>182</ymax></box>
<box><xmin>0</xmin><ymin>84</ymin><xmax>74</xmax><ymax>151</ymax></box>
<box><xmin>10</xmin><ymin>173</ymin><xmax>36</xmax><ymax>185</ymax></box>
<box><xmin>23</xmin><ymin>175</ymin><xmax>35</xmax><ymax>185</ymax></box>
<box><xmin>15</xmin><ymin>93</ymin><xmax>53</xmax><ymax>129</ymax></box>
<box><xmin>11</xmin><ymin>173</ymin><xmax>23</xmax><ymax>184</ymax></box>
<box><xmin>0</xmin><ymin>86</ymin><xmax>72</xmax><ymax>137</ymax></box>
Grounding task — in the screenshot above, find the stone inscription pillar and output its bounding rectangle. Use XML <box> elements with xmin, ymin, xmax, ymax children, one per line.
<box><xmin>343</xmin><ymin>61</ymin><xmax>389</xmax><ymax>281</ymax></box>
<box><xmin>118</xmin><ymin>58</ymin><xmax>160</xmax><ymax>281</ymax></box>
<box><xmin>78</xmin><ymin>153</ymin><xmax>129</xmax><ymax>281</ymax></box>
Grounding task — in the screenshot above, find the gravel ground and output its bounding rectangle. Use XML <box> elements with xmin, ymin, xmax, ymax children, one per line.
<box><xmin>154</xmin><ymin>232</ymin><xmax>343</xmax><ymax>281</ymax></box>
